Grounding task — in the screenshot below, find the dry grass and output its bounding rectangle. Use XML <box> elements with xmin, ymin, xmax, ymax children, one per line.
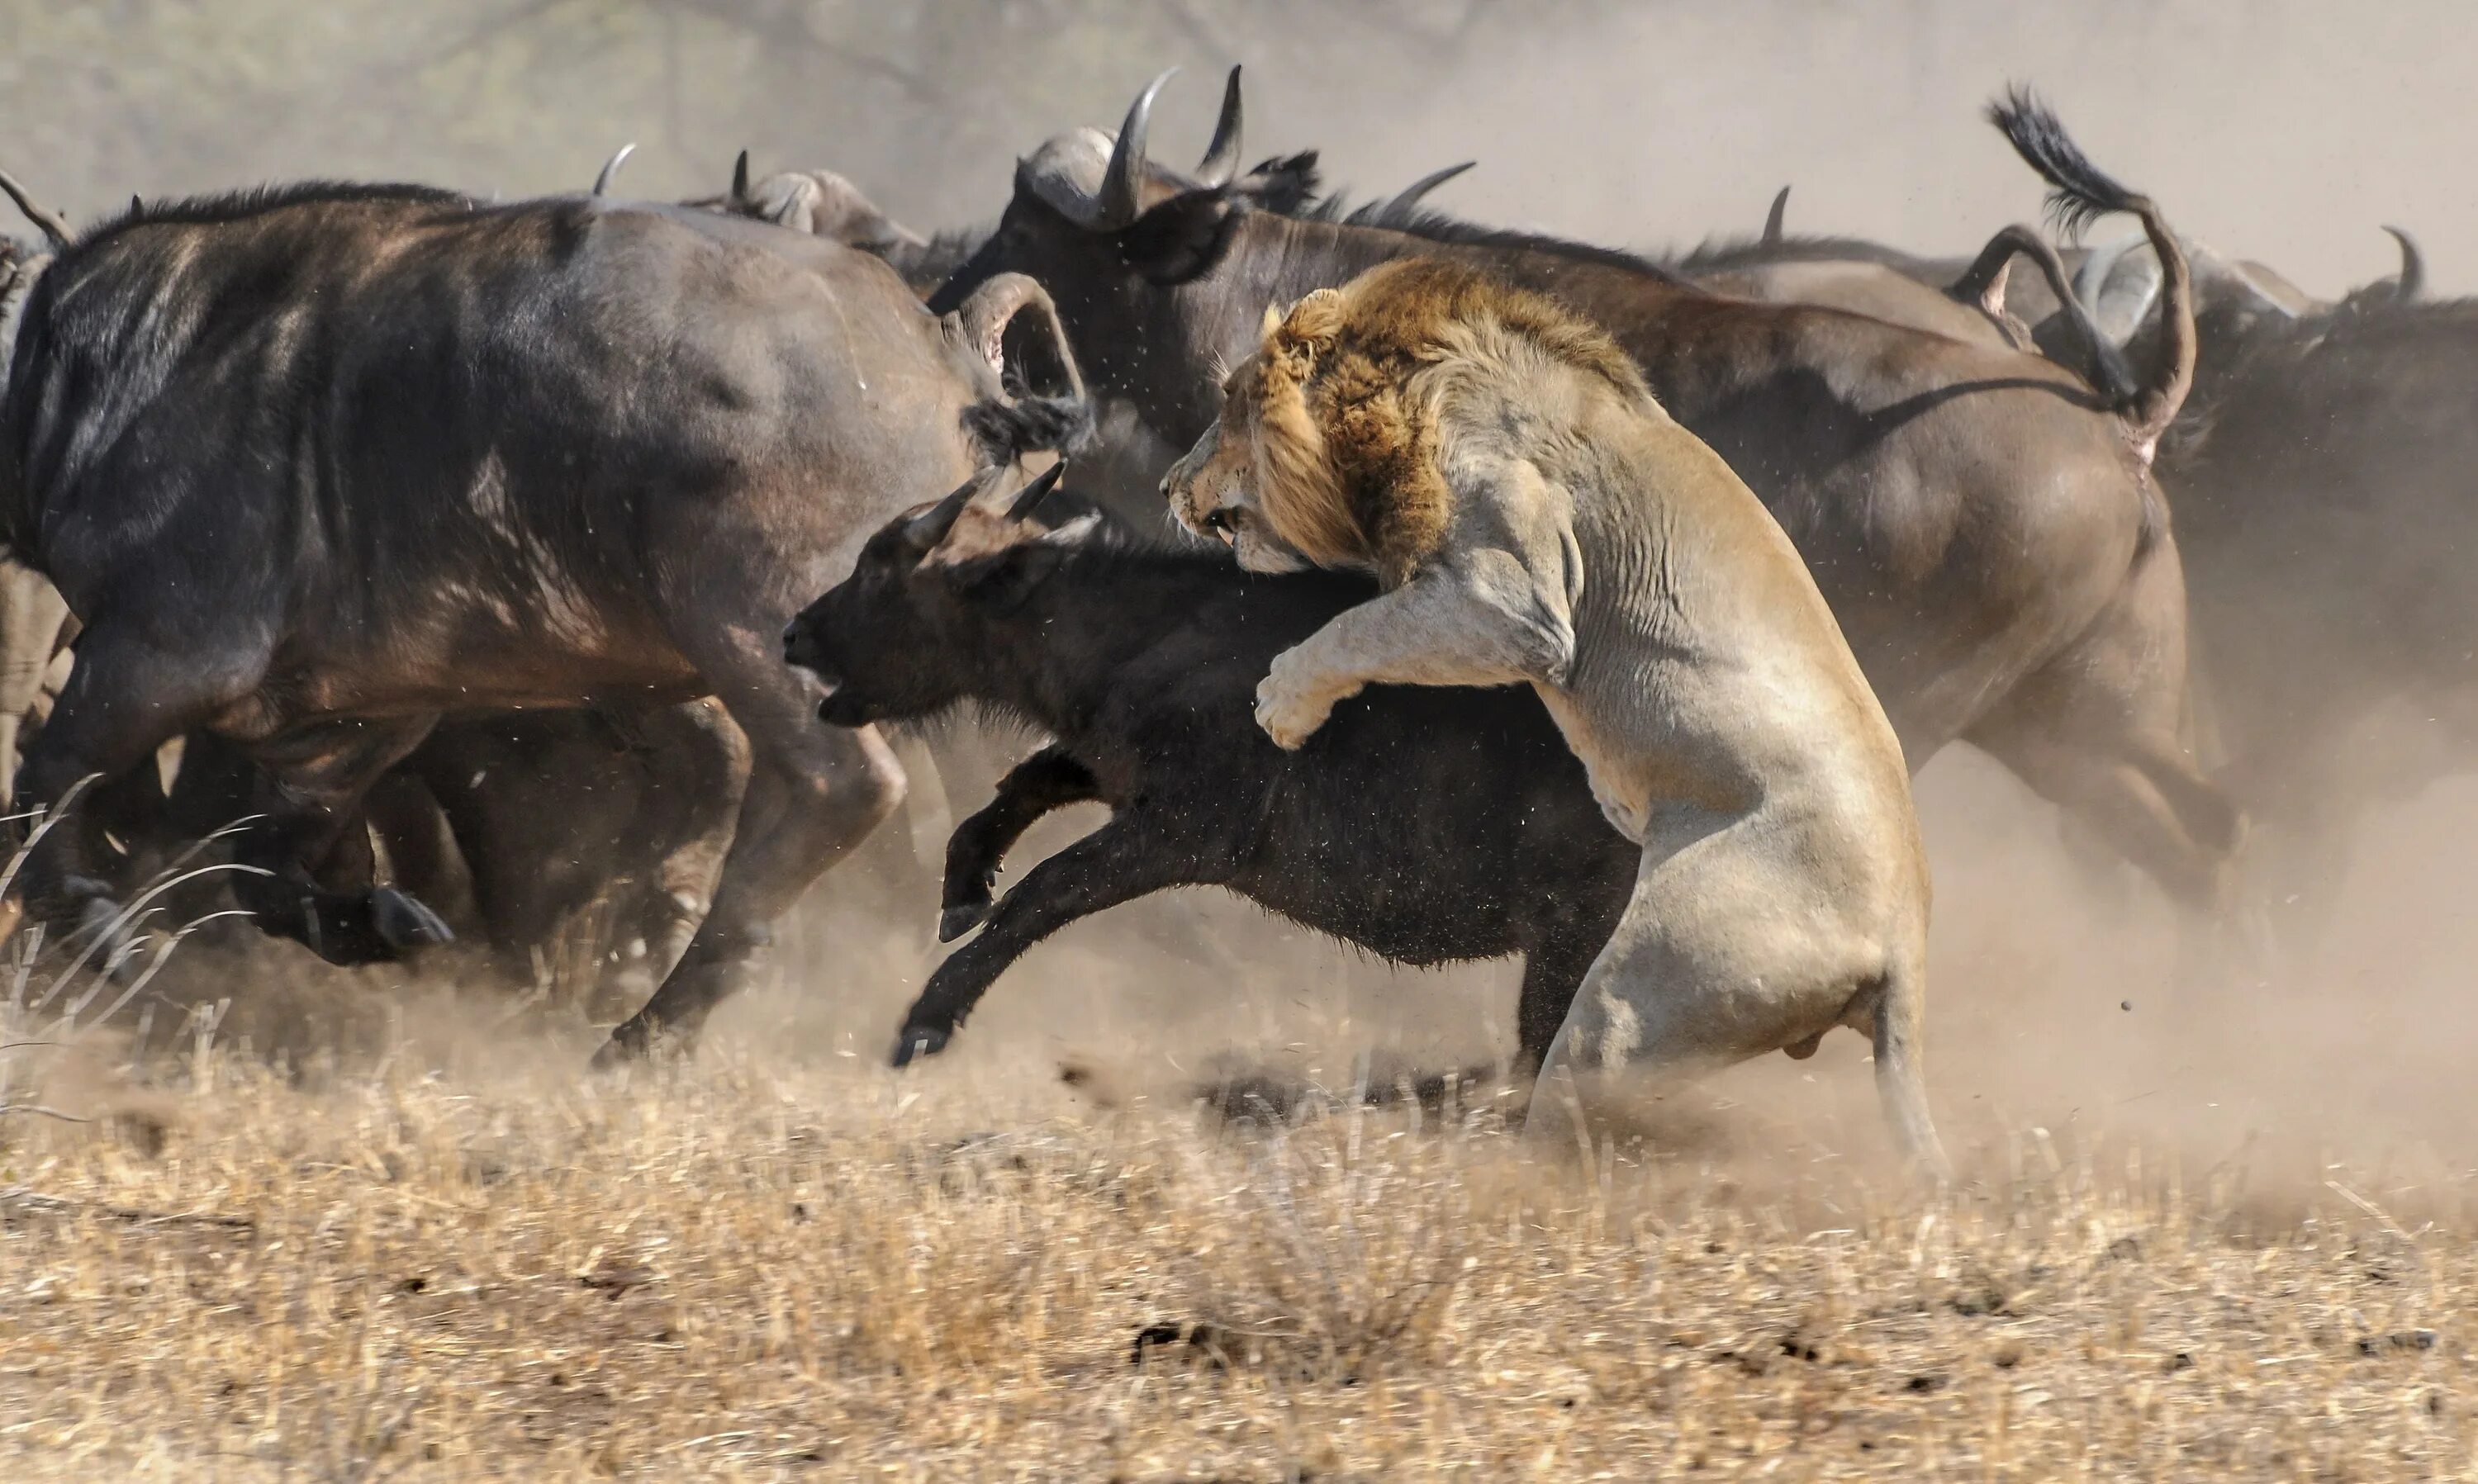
<box><xmin>1</xmin><ymin>1008</ymin><xmax>2471</xmax><ymax>1482</ymax></box>
<box><xmin>2</xmin><ymin>755</ymin><xmax>2476</xmax><ymax>1479</ymax></box>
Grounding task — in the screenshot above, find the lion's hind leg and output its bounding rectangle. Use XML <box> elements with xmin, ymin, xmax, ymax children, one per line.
<box><xmin>1524</xmin><ymin>806</ymin><xmax>1941</xmax><ymax>1172</ymax></box>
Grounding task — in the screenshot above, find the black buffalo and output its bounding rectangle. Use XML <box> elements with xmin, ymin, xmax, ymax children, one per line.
<box><xmin>781</xmin><ymin>466</ymin><xmax>1635</xmax><ymax>1069</ymax></box>
<box><xmin>0</xmin><ymin>178</ymin><xmax>1086</xmax><ymax>1058</ymax></box>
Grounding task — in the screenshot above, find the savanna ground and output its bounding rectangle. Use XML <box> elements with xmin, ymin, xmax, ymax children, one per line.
<box><xmin>2</xmin><ymin>750</ymin><xmax>2476</xmax><ymax>1481</ymax></box>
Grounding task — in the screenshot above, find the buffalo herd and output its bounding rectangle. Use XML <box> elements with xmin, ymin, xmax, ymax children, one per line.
<box><xmin>0</xmin><ymin>69</ymin><xmax>2464</xmax><ymax>1160</ymax></box>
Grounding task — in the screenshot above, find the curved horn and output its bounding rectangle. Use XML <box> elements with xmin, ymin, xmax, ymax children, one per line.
<box><xmin>907</xmin><ymin>469</ymin><xmax>998</xmax><ymax>548</ymax></box>
<box><xmin>1193</xmin><ymin>66</ymin><xmax>1245</xmax><ymax>189</ymax></box>
<box><xmin>1761</xmin><ymin>185</ymin><xmax>1789</xmax><ymax>246</ymax></box>
<box><xmin>0</xmin><ymin>168</ymin><xmax>70</xmax><ymax>249</ymax></box>
<box><xmin>1096</xmin><ymin>67</ymin><xmax>1177</xmax><ymax>230</ymax></box>
<box><xmin>592</xmin><ymin>142</ymin><xmax>636</xmax><ymax>197</ymax></box>
<box><xmin>731</xmin><ymin>149</ymin><xmax>751</xmax><ymax>204</ymax></box>
<box><xmin>2382</xmin><ymin>225</ymin><xmax>2425</xmax><ymax>302</ymax></box>
<box><xmin>954</xmin><ymin>272</ymin><xmax>1088</xmax><ymax>403</ymax></box>
<box><xmin>1005</xmin><ymin>461</ymin><xmax>1069</xmax><ymax>522</ymax></box>
<box><xmin>1383</xmin><ymin>161</ymin><xmax>1474</xmax><ymax>218</ymax></box>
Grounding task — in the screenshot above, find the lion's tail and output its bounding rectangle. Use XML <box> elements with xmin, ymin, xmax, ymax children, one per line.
<box><xmin>1871</xmin><ymin>947</ymin><xmax>1951</xmax><ymax>1184</ymax></box>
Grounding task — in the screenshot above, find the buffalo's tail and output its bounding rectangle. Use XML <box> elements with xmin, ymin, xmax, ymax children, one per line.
<box><xmin>1987</xmin><ymin>87</ymin><xmax>2193</xmax><ymax>461</ymax></box>
<box><xmin>1947</xmin><ymin>221</ymin><xmax>2139</xmax><ymax>403</ymax></box>
<box><xmin>963</xmin><ymin>394</ymin><xmax>1094</xmax><ymax>467</ymax></box>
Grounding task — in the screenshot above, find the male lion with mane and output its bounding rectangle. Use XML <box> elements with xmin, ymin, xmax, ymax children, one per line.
<box><xmin>1164</xmin><ymin>258</ymin><xmax>1945</xmax><ymax>1174</ymax></box>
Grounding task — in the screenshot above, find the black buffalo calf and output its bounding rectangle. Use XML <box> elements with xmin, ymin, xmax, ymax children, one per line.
<box><xmin>782</xmin><ymin>465</ymin><xmax>1634</xmax><ymax>1070</ymax></box>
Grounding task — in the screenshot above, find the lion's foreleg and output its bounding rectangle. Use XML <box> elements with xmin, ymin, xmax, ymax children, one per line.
<box><xmin>1255</xmin><ymin>551</ymin><xmax>1578</xmax><ymax>748</ymax></box>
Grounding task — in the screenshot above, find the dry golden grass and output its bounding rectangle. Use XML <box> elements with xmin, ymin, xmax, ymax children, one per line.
<box><xmin>3</xmin><ymin>753</ymin><xmax>2476</xmax><ymax>1480</ymax></box>
<box><xmin>1</xmin><ymin>999</ymin><xmax>2472</xmax><ymax>1482</ymax></box>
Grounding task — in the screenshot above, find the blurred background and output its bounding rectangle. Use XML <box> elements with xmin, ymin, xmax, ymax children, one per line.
<box><xmin>2</xmin><ymin>0</ymin><xmax>2462</xmax><ymax>296</ymax></box>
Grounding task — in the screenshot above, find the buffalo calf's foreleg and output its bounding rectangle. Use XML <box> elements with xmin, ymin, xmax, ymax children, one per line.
<box><xmin>939</xmin><ymin>747</ymin><xmax>1099</xmax><ymax>941</ymax></box>
<box><xmin>895</xmin><ymin>820</ymin><xmax>1190</xmax><ymax>1065</ymax></box>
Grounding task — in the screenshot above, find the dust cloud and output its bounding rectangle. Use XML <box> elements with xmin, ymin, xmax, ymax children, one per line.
<box><xmin>2</xmin><ymin>0</ymin><xmax>2473</xmax><ymax>1183</ymax></box>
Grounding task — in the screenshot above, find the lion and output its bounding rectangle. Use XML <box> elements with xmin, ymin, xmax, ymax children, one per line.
<box><xmin>1162</xmin><ymin>258</ymin><xmax>1947</xmax><ymax>1175</ymax></box>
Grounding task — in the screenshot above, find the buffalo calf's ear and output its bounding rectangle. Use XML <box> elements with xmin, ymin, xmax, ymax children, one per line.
<box><xmin>1115</xmin><ymin>190</ymin><xmax>1246</xmax><ymax>287</ymax></box>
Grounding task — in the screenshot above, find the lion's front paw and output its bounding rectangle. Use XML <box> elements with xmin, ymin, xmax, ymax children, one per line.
<box><xmin>1253</xmin><ymin>668</ymin><xmax>1336</xmax><ymax>751</ymax></box>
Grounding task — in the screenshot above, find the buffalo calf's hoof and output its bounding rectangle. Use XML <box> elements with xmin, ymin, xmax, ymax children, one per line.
<box><xmin>372</xmin><ymin>888</ymin><xmax>454</xmax><ymax>953</ymax></box>
<box><xmin>938</xmin><ymin>903</ymin><xmax>988</xmax><ymax>942</ymax></box>
<box><xmin>890</xmin><ymin>1024</ymin><xmax>952</xmax><ymax>1067</ymax></box>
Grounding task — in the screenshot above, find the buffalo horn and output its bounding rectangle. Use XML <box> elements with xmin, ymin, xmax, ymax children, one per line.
<box><xmin>907</xmin><ymin>469</ymin><xmax>997</xmax><ymax>548</ymax></box>
<box><xmin>955</xmin><ymin>272</ymin><xmax>1089</xmax><ymax>402</ymax></box>
<box><xmin>1384</xmin><ymin>161</ymin><xmax>1474</xmax><ymax>218</ymax></box>
<box><xmin>593</xmin><ymin>142</ymin><xmax>636</xmax><ymax>197</ymax></box>
<box><xmin>1762</xmin><ymin>185</ymin><xmax>1789</xmax><ymax>246</ymax></box>
<box><xmin>2382</xmin><ymin>225</ymin><xmax>2424</xmax><ymax>302</ymax></box>
<box><xmin>0</xmin><ymin>168</ymin><xmax>70</xmax><ymax>249</ymax></box>
<box><xmin>1005</xmin><ymin>462</ymin><xmax>1069</xmax><ymax>522</ymax></box>
<box><xmin>731</xmin><ymin>149</ymin><xmax>751</xmax><ymax>204</ymax></box>
<box><xmin>1193</xmin><ymin>66</ymin><xmax>1244</xmax><ymax>188</ymax></box>
<box><xmin>1096</xmin><ymin>67</ymin><xmax>1177</xmax><ymax>230</ymax></box>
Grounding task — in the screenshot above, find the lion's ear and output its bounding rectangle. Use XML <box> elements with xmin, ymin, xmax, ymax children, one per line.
<box><xmin>1259</xmin><ymin>302</ymin><xmax>1284</xmax><ymax>339</ymax></box>
<box><xmin>1265</xmin><ymin>287</ymin><xmax>1345</xmax><ymax>378</ymax></box>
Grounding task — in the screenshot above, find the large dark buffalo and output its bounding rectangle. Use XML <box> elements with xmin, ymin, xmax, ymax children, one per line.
<box><xmin>928</xmin><ymin>73</ymin><xmax>2243</xmax><ymax>916</ymax></box>
<box><xmin>0</xmin><ymin>178</ymin><xmax>1086</xmax><ymax>1058</ymax></box>
<box><xmin>2158</xmin><ymin>289</ymin><xmax>2478</xmax><ymax>946</ymax></box>
<box><xmin>782</xmin><ymin>465</ymin><xmax>1635</xmax><ymax>1071</ymax></box>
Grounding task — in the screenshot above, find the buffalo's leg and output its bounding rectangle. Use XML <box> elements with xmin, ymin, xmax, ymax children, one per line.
<box><xmin>938</xmin><ymin>747</ymin><xmax>1100</xmax><ymax>941</ymax></box>
<box><xmin>0</xmin><ymin>562</ymin><xmax>69</xmax><ymax>808</ymax></box>
<box><xmin>12</xmin><ymin>619</ymin><xmax>264</xmax><ymax>942</ymax></box>
<box><xmin>1964</xmin><ymin>543</ymin><xmax>2245</xmax><ymax>921</ymax></box>
<box><xmin>892</xmin><ymin>820</ymin><xmax>1191</xmax><ymax>1065</ymax></box>
<box><xmin>590</xmin><ymin>700</ymin><xmax>749</xmax><ymax>1012</ymax></box>
<box><xmin>221</xmin><ymin>714</ymin><xmax>451</xmax><ymax>966</ymax></box>
<box><xmin>599</xmin><ymin>628</ymin><xmax>905</xmax><ymax>1059</ymax></box>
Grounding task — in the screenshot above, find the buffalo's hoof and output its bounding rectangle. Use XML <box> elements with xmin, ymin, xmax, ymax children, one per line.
<box><xmin>938</xmin><ymin>903</ymin><xmax>988</xmax><ymax>943</ymax></box>
<box><xmin>74</xmin><ymin>894</ymin><xmax>150</xmax><ymax>983</ymax></box>
<box><xmin>890</xmin><ymin>1024</ymin><xmax>952</xmax><ymax>1068</ymax></box>
<box><xmin>372</xmin><ymin>888</ymin><xmax>454</xmax><ymax>953</ymax></box>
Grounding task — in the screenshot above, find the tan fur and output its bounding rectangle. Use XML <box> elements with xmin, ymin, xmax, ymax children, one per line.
<box><xmin>1163</xmin><ymin>259</ymin><xmax>1949</xmax><ymax>1178</ymax></box>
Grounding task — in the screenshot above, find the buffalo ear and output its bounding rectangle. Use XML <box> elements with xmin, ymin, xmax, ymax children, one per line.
<box><xmin>1114</xmin><ymin>189</ymin><xmax>1245</xmax><ymax>287</ymax></box>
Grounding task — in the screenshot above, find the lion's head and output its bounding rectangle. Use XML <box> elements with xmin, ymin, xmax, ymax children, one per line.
<box><xmin>1163</xmin><ymin>258</ymin><xmax>1648</xmax><ymax>587</ymax></box>
<box><xmin>1162</xmin><ymin>274</ymin><xmax>1451</xmax><ymax>586</ymax></box>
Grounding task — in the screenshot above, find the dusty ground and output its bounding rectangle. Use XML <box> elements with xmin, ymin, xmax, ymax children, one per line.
<box><xmin>2</xmin><ymin>747</ymin><xmax>2476</xmax><ymax>1481</ymax></box>
<box><xmin>0</xmin><ymin>1026</ymin><xmax>2469</xmax><ymax>1482</ymax></box>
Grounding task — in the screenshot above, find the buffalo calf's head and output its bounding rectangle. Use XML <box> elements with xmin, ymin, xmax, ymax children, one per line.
<box><xmin>784</xmin><ymin>462</ymin><xmax>1099</xmax><ymax>728</ymax></box>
